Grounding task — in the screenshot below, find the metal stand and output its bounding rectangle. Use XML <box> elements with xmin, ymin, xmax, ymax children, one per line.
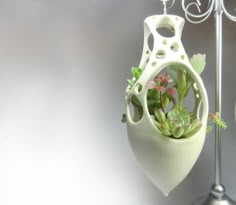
<box><xmin>193</xmin><ymin>194</ymin><xmax>236</xmax><ymax>205</ymax></box>
<box><xmin>181</xmin><ymin>0</ymin><xmax>236</xmax><ymax>204</ymax></box>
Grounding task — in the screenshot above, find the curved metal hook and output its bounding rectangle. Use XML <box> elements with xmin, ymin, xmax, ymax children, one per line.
<box><xmin>166</xmin><ymin>0</ymin><xmax>175</xmax><ymax>9</ymax></box>
<box><xmin>160</xmin><ymin>0</ymin><xmax>175</xmax><ymax>14</ymax></box>
<box><xmin>182</xmin><ymin>0</ymin><xmax>215</xmax><ymax>24</ymax></box>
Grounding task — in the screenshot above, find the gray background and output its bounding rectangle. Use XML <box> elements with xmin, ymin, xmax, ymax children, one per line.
<box><xmin>0</xmin><ymin>0</ymin><xmax>235</xmax><ymax>204</ymax></box>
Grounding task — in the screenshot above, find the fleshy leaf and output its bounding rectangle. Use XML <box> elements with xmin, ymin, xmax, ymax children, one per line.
<box><xmin>155</xmin><ymin>85</ymin><xmax>167</xmax><ymax>92</ymax></box>
<box><xmin>162</xmin><ymin>95</ymin><xmax>170</xmax><ymax>107</ymax></box>
<box><xmin>184</xmin><ymin>124</ymin><xmax>202</xmax><ymax>138</ymax></box>
<box><xmin>146</xmin><ymin>81</ymin><xmax>166</xmax><ymax>92</ymax></box>
<box><xmin>154</xmin><ymin>109</ymin><xmax>166</xmax><ymax>123</ymax></box>
<box><xmin>166</xmin><ymin>87</ymin><xmax>177</xmax><ymax>95</ymax></box>
<box><xmin>167</xmin><ymin>108</ymin><xmax>179</xmax><ymax>120</ymax></box>
<box><xmin>131</xmin><ymin>67</ymin><xmax>143</xmax><ymax>79</ymax></box>
<box><xmin>127</xmin><ymin>79</ymin><xmax>135</xmax><ymax>87</ymax></box>
<box><xmin>159</xmin><ymin>125</ymin><xmax>172</xmax><ymax>136</ymax></box>
<box><xmin>172</xmin><ymin>127</ymin><xmax>184</xmax><ymax>138</ymax></box>
<box><xmin>190</xmin><ymin>53</ymin><xmax>206</xmax><ymax>75</ymax></box>
<box><xmin>147</xmin><ymin>99</ymin><xmax>159</xmax><ymax>106</ymax></box>
<box><xmin>146</xmin><ymin>81</ymin><xmax>157</xmax><ymax>89</ymax></box>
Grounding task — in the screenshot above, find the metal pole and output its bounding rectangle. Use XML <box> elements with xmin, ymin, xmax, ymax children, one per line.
<box><xmin>192</xmin><ymin>0</ymin><xmax>236</xmax><ymax>204</ymax></box>
<box><xmin>214</xmin><ymin>0</ymin><xmax>223</xmax><ymax>187</ymax></box>
<box><xmin>180</xmin><ymin>0</ymin><xmax>236</xmax><ymax>204</ymax></box>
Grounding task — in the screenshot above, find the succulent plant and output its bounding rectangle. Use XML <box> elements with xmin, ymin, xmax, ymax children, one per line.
<box><xmin>123</xmin><ymin>53</ymin><xmax>227</xmax><ymax>139</ymax></box>
<box><xmin>153</xmin><ymin>108</ymin><xmax>202</xmax><ymax>139</ymax></box>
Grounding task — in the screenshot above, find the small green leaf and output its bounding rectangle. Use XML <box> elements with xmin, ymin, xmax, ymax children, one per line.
<box><xmin>167</xmin><ymin>118</ymin><xmax>175</xmax><ymax>130</ymax></box>
<box><xmin>183</xmin><ymin>125</ymin><xmax>191</xmax><ymax>135</ymax></box>
<box><xmin>167</xmin><ymin>108</ymin><xmax>179</xmax><ymax>121</ymax></box>
<box><xmin>183</xmin><ymin>119</ymin><xmax>199</xmax><ymax>135</ymax></box>
<box><xmin>127</xmin><ymin>79</ymin><xmax>135</xmax><ymax>87</ymax></box>
<box><xmin>131</xmin><ymin>67</ymin><xmax>143</xmax><ymax>79</ymax></box>
<box><xmin>162</xmin><ymin>94</ymin><xmax>170</xmax><ymax>108</ymax></box>
<box><xmin>190</xmin><ymin>53</ymin><xmax>206</xmax><ymax>75</ymax></box>
<box><xmin>154</xmin><ymin>109</ymin><xmax>166</xmax><ymax>123</ymax></box>
<box><xmin>172</xmin><ymin>127</ymin><xmax>184</xmax><ymax>138</ymax></box>
<box><xmin>180</xmin><ymin>109</ymin><xmax>190</xmax><ymax>125</ymax></box>
<box><xmin>190</xmin><ymin>118</ymin><xmax>201</xmax><ymax>129</ymax></box>
<box><xmin>179</xmin><ymin>109</ymin><xmax>189</xmax><ymax>116</ymax></box>
<box><xmin>159</xmin><ymin>125</ymin><xmax>172</xmax><ymax>136</ymax></box>
<box><xmin>184</xmin><ymin>124</ymin><xmax>202</xmax><ymax>138</ymax></box>
<box><xmin>147</xmin><ymin>99</ymin><xmax>160</xmax><ymax>106</ymax></box>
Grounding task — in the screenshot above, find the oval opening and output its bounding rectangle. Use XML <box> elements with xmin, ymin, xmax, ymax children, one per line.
<box><xmin>145</xmin><ymin>64</ymin><xmax>204</xmax><ymax>139</ymax></box>
<box><xmin>148</xmin><ymin>34</ymin><xmax>154</xmax><ymax>51</ymax></box>
<box><xmin>127</xmin><ymin>95</ymin><xmax>143</xmax><ymax>123</ymax></box>
<box><xmin>156</xmin><ymin>26</ymin><xmax>175</xmax><ymax>38</ymax></box>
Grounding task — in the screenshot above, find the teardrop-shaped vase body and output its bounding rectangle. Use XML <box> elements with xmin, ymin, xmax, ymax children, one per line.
<box><xmin>125</xmin><ymin>15</ymin><xmax>209</xmax><ymax>196</ymax></box>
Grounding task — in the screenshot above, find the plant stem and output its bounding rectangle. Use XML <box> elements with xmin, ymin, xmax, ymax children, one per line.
<box><xmin>159</xmin><ymin>91</ymin><xmax>165</xmax><ymax>113</ymax></box>
<box><xmin>178</xmin><ymin>94</ymin><xmax>184</xmax><ymax>111</ymax></box>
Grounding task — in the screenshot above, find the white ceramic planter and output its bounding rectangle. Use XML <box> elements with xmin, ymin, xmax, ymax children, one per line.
<box><xmin>125</xmin><ymin>15</ymin><xmax>209</xmax><ymax>196</ymax></box>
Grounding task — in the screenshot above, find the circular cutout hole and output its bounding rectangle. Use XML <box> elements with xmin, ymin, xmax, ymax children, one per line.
<box><xmin>127</xmin><ymin>95</ymin><xmax>143</xmax><ymax>123</ymax></box>
<box><xmin>170</xmin><ymin>42</ymin><xmax>179</xmax><ymax>52</ymax></box>
<box><xmin>193</xmin><ymin>83</ymin><xmax>199</xmax><ymax>91</ymax></box>
<box><xmin>196</xmin><ymin>94</ymin><xmax>200</xmax><ymax>98</ymax></box>
<box><xmin>156</xmin><ymin>50</ymin><xmax>166</xmax><ymax>59</ymax></box>
<box><xmin>152</xmin><ymin>62</ymin><xmax>157</xmax><ymax>67</ymax></box>
<box><xmin>181</xmin><ymin>55</ymin><xmax>185</xmax><ymax>60</ymax></box>
<box><xmin>146</xmin><ymin>50</ymin><xmax>149</xmax><ymax>55</ymax></box>
<box><xmin>135</xmin><ymin>83</ymin><xmax>143</xmax><ymax>93</ymax></box>
<box><xmin>162</xmin><ymin>39</ymin><xmax>167</xmax><ymax>45</ymax></box>
<box><xmin>156</xmin><ymin>26</ymin><xmax>175</xmax><ymax>38</ymax></box>
<box><xmin>148</xmin><ymin>34</ymin><xmax>154</xmax><ymax>51</ymax></box>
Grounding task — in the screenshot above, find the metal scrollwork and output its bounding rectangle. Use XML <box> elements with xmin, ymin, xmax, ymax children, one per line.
<box><xmin>182</xmin><ymin>0</ymin><xmax>214</xmax><ymax>24</ymax></box>
<box><xmin>222</xmin><ymin>0</ymin><xmax>236</xmax><ymax>22</ymax></box>
<box><xmin>181</xmin><ymin>0</ymin><xmax>236</xmax><ymax>23</ymax></box>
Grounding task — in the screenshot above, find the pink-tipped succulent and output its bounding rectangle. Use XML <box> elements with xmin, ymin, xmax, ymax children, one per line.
<box><xmin>146</xmin><ymin>79</ymin><xmax>176</xmax><ymax>95</ymax></box>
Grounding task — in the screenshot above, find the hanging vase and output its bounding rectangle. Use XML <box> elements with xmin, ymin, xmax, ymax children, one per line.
<box><xmin>125</xmin><ymin>14</ymin><xmax>209</xmax><ymax>196</ymax></box>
